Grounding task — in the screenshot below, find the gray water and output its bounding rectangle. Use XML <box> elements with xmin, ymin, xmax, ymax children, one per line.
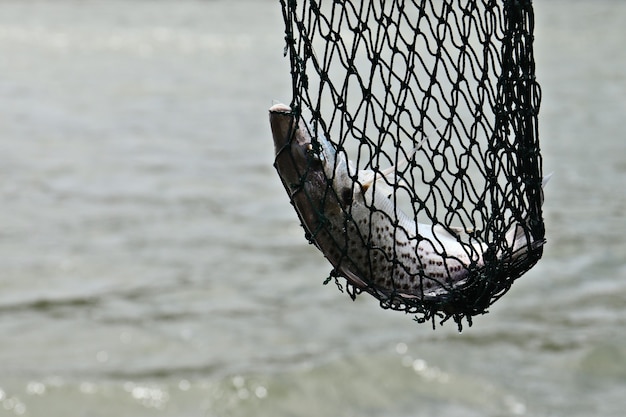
<box><xmin>0</xmin><ymin>1</ymin><xmax>624</xmax><ymax>416</ymax></box>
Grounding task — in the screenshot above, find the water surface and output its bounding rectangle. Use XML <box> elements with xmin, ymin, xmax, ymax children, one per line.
<box><xmin>0</xmin><ymin>1</ymin><xmax>624</xmax><ymax>416</ymax></box>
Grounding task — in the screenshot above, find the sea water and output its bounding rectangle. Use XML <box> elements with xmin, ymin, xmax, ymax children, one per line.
<box><xmin>0</xmin><ymin>1</ymin><xmax>624</xmax><ymax>416</ymax></box>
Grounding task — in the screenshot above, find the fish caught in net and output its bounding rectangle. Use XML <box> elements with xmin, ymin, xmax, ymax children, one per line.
<box><xmin>269</xmin><ymin>0</ymin><xmax>547</xmax><ymax>329</ymax></box>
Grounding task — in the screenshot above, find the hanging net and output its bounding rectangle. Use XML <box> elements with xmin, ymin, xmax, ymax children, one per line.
<box><xmin>270</xmin><ymin>0</ymin><xmax>545</xmax><ymax>329</ymax></box>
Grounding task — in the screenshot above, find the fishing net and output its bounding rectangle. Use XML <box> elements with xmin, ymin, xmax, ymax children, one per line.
<box><xmin>274</xmin><ymin>0</ymin><xmax>545</xmax><ymax>329</ymax></box>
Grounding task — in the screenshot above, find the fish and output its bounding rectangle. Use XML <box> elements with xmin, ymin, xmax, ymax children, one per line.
<box><xmin>269</xmin><ymin>103</ymin><xmax>548</xmax><ymax>305</ymax></box>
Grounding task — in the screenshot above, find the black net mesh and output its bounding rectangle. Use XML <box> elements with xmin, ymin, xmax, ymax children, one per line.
<box><xmin>273</xmin><ymin>0</ymin><xmax>545</xmax><ymax>329</ymax></box>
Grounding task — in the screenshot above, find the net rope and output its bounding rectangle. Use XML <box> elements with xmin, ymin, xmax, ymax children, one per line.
<box><xmin>276</xmin><ymin>0</ymin><xmax>545</xmax><ymax>328</ymax></box>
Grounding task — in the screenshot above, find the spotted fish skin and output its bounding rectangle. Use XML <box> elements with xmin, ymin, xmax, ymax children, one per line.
<box><xmin>269</xmin><ymin>103</ymin><xmax>542</xmax><ymax>300</ymax></box>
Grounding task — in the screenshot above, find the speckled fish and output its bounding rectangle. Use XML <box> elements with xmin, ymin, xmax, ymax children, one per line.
<box><xmin>269</xmin><ymin>103</ymin><xmax>548</xmax><ymax>302</ymax></box>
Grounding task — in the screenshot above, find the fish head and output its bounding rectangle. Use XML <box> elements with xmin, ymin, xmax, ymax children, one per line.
<box><xmin>269</xmin><ymin>103</ymin><xmax>301</xmax><ymax>156</ymax></box>
<box><xmin>269</xmin><ymin>104</ymin><xmax>326</xmax><ymax>191</ymax></box>
<box><xmin>269</xmin><ymin>103</ymin><xmax>355</xmax><ymax>229</ymax></box>
<box><xmin>270</xmin><ymin>104</ymin><xmax>370</xmax><ymax>290</ymax></box>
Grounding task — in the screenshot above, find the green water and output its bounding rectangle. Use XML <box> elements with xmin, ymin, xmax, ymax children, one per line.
<box><xmin>0</xmin><ymin>1</ymin><xmax>624</xmax><ymax>416</ymax></box>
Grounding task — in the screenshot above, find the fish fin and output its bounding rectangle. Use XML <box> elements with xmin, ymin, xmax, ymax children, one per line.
<box><xmin>357</xmin><ymin>169</ymin><xmax>395</xmax><ymax>197</ymax></box>
<box><xmin>357</xmin><ymin>169</ymin><xmax>376</xmax><ymax>185</ymax></box>
<box><xmin>501</xmin><ymin>173</ymin><xmax>552</xmax><ymax>258</ymax></box>
<box><xmin>380</xmin><ymin>145</ymin><xmax>420</xmax><ymax>176</ymax></box>
<box><xmin>505</xmin><ymin>223</ymin><xmax>525</xmax><ymax>246</ymax></box>
<box><xmin>448</xmin><ymin>225</ymin><xmax>474</xmax><ymax>239</ymax></box>
<box><xmin>432</xmin><ymin>224</ymin><xmax>474</xmax><ymax>241</ymax></box>
<box><xmin>433</xmin><ymin>224</ymin><xmax>461</xmax><ymax>239</ymax></box>
<box><xmin>504</xmin><ymin>222</ymin><xmax>536</xmax><ymax>256</ymax></box>
<box><xmin>542</xmin><ymin>172</ymin><xmax>554</xmax><ymax>188</ymax></box>
<box><xmin>540</xmin><ymin>172</ymin><xmax>553</xmax><ymax>206</ymax></box>
<box><xmin>357</xmin><ymin>146</ymin><xmax>420</xmax><ymax>196</ymax></box>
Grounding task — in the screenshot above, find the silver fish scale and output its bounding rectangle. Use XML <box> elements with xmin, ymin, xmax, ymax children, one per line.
<box><xmin>329</xmin><ymin>195</ymin><xmax>473</xmax><ymax>298</ymax></box>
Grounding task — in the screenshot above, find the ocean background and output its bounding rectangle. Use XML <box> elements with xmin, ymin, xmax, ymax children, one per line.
<box><xmin>0</xmin><ymin>1</ymin><xmax>624</xmax><ymax>416</ymax></box>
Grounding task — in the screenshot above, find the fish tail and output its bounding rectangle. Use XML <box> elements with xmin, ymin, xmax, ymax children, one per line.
<box><xmin>504</xmin><ymin>222</ymin><xmax>535</xmax><ymax>256</ymax></box>
<box><xmin>504</xmin><ymin>173</ymin><xmax>553</xmax><ymax>257</ymax></box>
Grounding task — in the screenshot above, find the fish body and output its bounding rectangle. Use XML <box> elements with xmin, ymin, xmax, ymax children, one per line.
<box><xmin>270</xmin><ymin>103</ymin><xmax>543</xmax><ymax>301</ymax></box>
